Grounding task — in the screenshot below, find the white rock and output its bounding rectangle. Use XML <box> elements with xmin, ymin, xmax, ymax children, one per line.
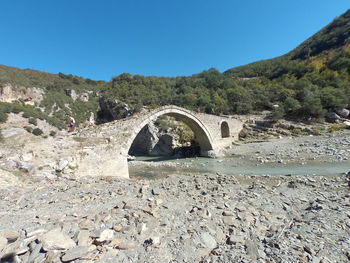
<box><xmin>55</xmin><ymin>159</ymin><xmax>69</xmax><ymax>172</ymax></box>
<box><xmin>40</xmin><ymin>228</ymin><xmax>76</xmax><ymax>251</ymax></box>
<box><xmin>16</xmin><ymin>161</ymin><xmax>35</xmax><ymax>174</ymax></box>
<box><xmin>344</xmin><ymin>121</ymin><xmax>350</xmax><ymax>127</ymax></box>
<box><xmin>33</xmin><ymin>172</ymin><xmax>57</xmax><ymax>180</ymax></box>
<box><xmin>337</xmin><ymin>108</ymin><xmax>350</xmax><ymax>117</ymax></box>
<box><xmin>0</xmin><ymin>236</ymin><xmax>8</xmax><ymax>251</ymax></box>
<box><xmin>200</xmin><ymin>232</ymin><xmax>217</xmax><ymax>249</ymax></box>
<box><xmin>97</xmin><ymin>229</ymin><xmax>114</xmax><ymax>242</ymax></box>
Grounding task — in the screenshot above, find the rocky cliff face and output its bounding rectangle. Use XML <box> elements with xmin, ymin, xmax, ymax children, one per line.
<box><xmin>98</xmin><ymin>98</ymin><xmax>132</xmax><ymax>123</ymax></box>
<box><xmin>0</xmin><ymin>84</ymin><xmax>44</xmax><ymax>105</ymax></box>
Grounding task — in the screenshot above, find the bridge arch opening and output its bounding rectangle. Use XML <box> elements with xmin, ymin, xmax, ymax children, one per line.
<box><xmin>129</xmin><ymin>116</ymin><xmax>199</xmax><ymax>157</ymax></box>
<box><xmin>126</xmin><ymin>109</ymin><xmax>214</xmax><ymax>159</ymax></box>
<box><xmin>221</xmin><ymin>121</ymin><xmax>230</xmax><ymax>138</ymax></box>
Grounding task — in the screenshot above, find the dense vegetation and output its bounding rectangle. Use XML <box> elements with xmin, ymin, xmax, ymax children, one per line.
<box><xmin>0</xmin><ymin>67</ymin><xmax>105</xmax><ymax>129</ymax></box>
<box><xmin>0</xmin><ymin>9</ymin><xmax>349</xmax><ymax>128</ymax></box>
<box><xmin>103</xmin><ymin>9</ymin><xmax>350</xmax><ymax>121</ymax></box>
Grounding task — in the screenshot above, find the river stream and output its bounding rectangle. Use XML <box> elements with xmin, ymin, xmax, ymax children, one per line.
<box><xmin>129</xmin><ymin>156</ymin><xmax>350</xmax><ymax>179</ymax></box>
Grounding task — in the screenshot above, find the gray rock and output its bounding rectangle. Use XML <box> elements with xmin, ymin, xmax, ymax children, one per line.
<box><xmin>202</xmin><ymin>150</ymin><xmax>217</xmax><ymax>158</ymax></box>
<box><xmin>77</xmin><ymin>230</ymin><xmax>91</xmax><ymax>246</ymax></box>
<box><xmin>2</xmin><ymin>232</ymin><xmax>20</xmax><ymax>243</ymax></box>
<box><xmin>0</xmin><ymin>236</ymin><xmax>8</xmax><ymax>251</ymax></box>
<box><xmin>78</xmin><ymin>219</ymin><xmax>95</xmax><ymax>230</ymax></box>
<box><xmin>16</xmin><ymin>161</ymin><xmax>35</xmax><ymax>174</ymax></box>
<box><xmin>151</xmin><ymin>134</ymin><xmax>175</xmax><ymax>156</ymax></box>
<box><xmin>222</xmin><ymin>211</ymin><xmax>234</xmax><ymax>216</ymax></box>
<box><xmin>61</xmin><ymin>246</ymin><xmax>89</xmax><ymax>262</ymax></box>
<box><xmin>97</xmin><ymin>229</ymin><xmax>114</xmax><ymax>242</ymax></box>
<box><xmin>222</xmin><ymin>216</ymin><xmax>236</xmax><ymax>226</ymax></box>
<box><xmin>39</xmin><ymin>228</ymin><xmax>76</xmax><ymax>251</ymax></box>
<box><xmin>337</xmin><ymin>108</ymin><xmax>350</xmax><ymax>117</ymax></box>
<box><xmin>32</xmin><ymin>172</ymin><xmax>57</xmax><ymax>180</ymax></box>
<box><xmin>32</xmin><ymin>252</ymin><xmax>45</xmax><ymax>263</ymax></box>
<box><xmin>227</xmin><ymin>235</ymin><xmax>245</xmax><ymax>245</ymax></box>
<box><xmin>79</xmin><ymin>93</ymin><xmax>89</xmax><ymax>102</ymax></box>
<box><xmin>0</xmin><ymin>253</ymin><xmax>21</xmax><ymax>263</ymax></box>
<box><xmin>199</xmin><ymin>232</ymin><xmax>217</xmax><ymax>249</ymax></box>
<box><xmin>27</xmin><ymin>242</ymin><xmax>43</xmax><ymax>262</ymax></box>
<box><xmin>246</xmin><ymin>239</ymin><xmax>260</xmax><ymax>260</ymax></box>
<box><xmin>4</xmin><ymin>159</ymin><xmax>18</xmax><ymax>169</ymax></box>
<box><xmin>65</xmin><ymin>89</ymin><xmax>77</xmax><ymax>100</ymax></box>
<box><xmin>55</xmin><ymin>159</ymin><xmax>69</xmax><ymax>172</ymax></box>
<box><xmin>26</xmin><ymin>229</ymin><xmax>47</xmax><ymax>238</ymax></box>
<box><xmin>326</xmin><ymin>112</ymin><xmax>341</xmax><ymax>122</ymax></box>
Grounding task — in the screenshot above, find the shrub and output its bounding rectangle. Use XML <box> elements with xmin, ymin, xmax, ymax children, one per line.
<box><xmin>0</xmin><ymin>111</ymin><xmax>8</xmax><ymax>123</ymax></box>
<box><xmin>49</xmin><ymin>130</ymin><xmax>57</xmax><ymax>137</ymax></box>
<box><xmin>28</xmin><ymin>117</ymin><xmax>37</xmax><ymax>126</ymax></box>
<box><xmin>328</xmin><ymin>123</ymin><xmax>346</xmax><ymax>132</ymax></box>
<box><xmin>22</xmin><ymin>112</ymin><xmax>30</xmax><ymax>118</ymax></box>
<box><xmin>24</xmin><ymin>126</ymin><xmax>33</xmax><ymax>133</ymax></box>
<box><xmin>271</xmin><ymin>106</ymin><xmax>285</xmax><ymax>121</ymax></box>
<box><xmin>291</xmin><ymin>128</ymin><xmax>303</xmax><ymax>135</ymax></box>
<box><xmin>32</xmin><ymin>128</ymin><xmax>43</xmax><ymax>136</ymax></box>
<box><xmin>0</xmin><ymin>129</ymin><xmax>4</xmax><ymax>142</ymax></box>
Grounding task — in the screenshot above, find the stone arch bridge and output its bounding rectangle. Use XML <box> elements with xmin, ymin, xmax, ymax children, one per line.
<box><xmin>76</xmin><ymin>105</ymin><xmax>244</xmax><ymax>178</ymax></box>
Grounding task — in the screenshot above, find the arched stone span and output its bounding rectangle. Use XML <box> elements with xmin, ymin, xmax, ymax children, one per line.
<box><xmin>74</xmin><ymin>105</ymin><xmax>244</xmax><ymax>179</ymax></box>
<box><xmin>123</xmin><ymin>106</ymin><xmax>214</xmax><ymax>156</ymax></box>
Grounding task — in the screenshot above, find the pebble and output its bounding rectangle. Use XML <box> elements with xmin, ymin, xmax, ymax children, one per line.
<box><xmin>61</xmin><ymin>246</ymin><xmax>89</xmax><ymax>262</ymax></box>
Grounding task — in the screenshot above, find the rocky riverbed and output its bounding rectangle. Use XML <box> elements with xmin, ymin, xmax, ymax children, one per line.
<box><xmin>1</xmin><ymin>129</ymin><xmax>350</xmax><ymax>262</ymax></box>
<box><xmin>0</xmin><ymin>172</ymin><xmax>350</xmax><ymax>262</ymax></box>
<box><xmin>230</xmin><ymin>130</ymin><xmax>350</xmax><ymax>164</ymax></box>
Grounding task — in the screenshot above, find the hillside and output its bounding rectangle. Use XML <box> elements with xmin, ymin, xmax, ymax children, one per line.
<box><xmin>224</xmin><ymin>9</ymin><xmax>350</xmax><ymax>79</ymax></box>
<box><xmin>0</xmin><ymin>65</ymin><xmax>107</xmax><ymax>130</ymax></box>
<box><xmin>1</xmin><ymin>9</ymin><xmax>350</xmax><ymax>134</ymax></box>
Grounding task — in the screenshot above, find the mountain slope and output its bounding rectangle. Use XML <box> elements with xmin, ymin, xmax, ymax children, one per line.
<box><xmin>224</xmin><ymin>9</ymin><xmax>350</xmax><ymax>79</ymax></box>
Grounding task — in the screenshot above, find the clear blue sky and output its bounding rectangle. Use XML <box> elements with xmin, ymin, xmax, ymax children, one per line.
<box><xmin>0</xmin><ymin>1</ymin><xmax>349</xmax><ymax>80</ymax></box>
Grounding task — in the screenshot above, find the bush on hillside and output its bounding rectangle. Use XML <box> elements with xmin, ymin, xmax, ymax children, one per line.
<box><xmin>28</xmin><ymin>117</ymin><xmax>37</xmax><ymax>126</ymax></box>
<box><xmin>0</xmin><ymin>129</ymin><xmax>4</xmax><ymax>142</ymax></box>
<box><xmin>0</xmin><ymin>111</ymin><xmax>7</xmax><ymax>123</ymax></box>
<box><xmin>32</xmin><ymin>128</ymin><xmax>43</xmax><ymax>136</ymax></box>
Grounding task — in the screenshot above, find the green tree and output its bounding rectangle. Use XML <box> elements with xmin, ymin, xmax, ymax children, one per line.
<box><xmin>320</xmin><ymin>86</ymin><xmax>347</xmax><ymax>110</ymax></box>
<box><xmin>283</xmin><ymin>97</ymin><xmax>301</xmax><ymax>115</ymax></box>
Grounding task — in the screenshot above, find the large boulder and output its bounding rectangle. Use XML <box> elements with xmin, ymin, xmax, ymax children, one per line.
<box><xmin>129</xmin><ymin>122</ymin><xmax>159</xmax><ymax>155</ymax></box>
<box><xmin>39</xmin><ymin>228</ymin><xmax>76</xmax><ymax>251</ymax></box>
<box><xmin>65</xmin><ymin>89</ymin><xmax>78</xmax><ymax>101</ymax></box>
<box><xmin>337</xmin><ymin>108</ymin><xmax>350</xmax><ymax>118</ymax></box>
<box><xmin>98</xmin><ymin>98</ymin><xmax>132</xmax><ymax>121</ymax></box>
<box><xmin>129</xmin><ymin>121</ymin><xmax>181</xmax><ymax>156</ymax></box>
<box><xmin>79</xmin><ymin>93</ymin><xmax>89</xmax><ymax>102</ymax></box>
<box><xmin>150</xmin><ymin>134</ymin><xmax>176</xmax><ymax>156</ymax></box>
<box><xmin>326</xmin><ymin>112</ymin><xmax>341</xmax><ymax>122</ymax></box>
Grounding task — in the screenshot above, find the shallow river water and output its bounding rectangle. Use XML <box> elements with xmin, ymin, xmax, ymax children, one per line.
<box><xmin>129</xmin><ymin>156</ymin><xmax>350</xmax><ymax>179</ymax></box>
